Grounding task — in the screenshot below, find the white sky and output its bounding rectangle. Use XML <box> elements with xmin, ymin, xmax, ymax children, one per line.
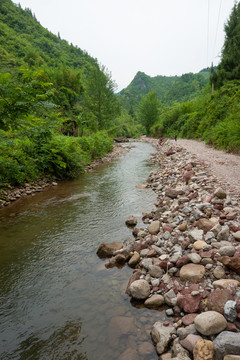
<box><xmin>16</xmin><ymin>0</ymin><xmax>236</xmax><ymax>91</ymax></box>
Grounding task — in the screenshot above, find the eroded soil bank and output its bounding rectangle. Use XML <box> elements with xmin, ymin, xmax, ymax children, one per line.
<box><xmin>99</xmin><ymin>138</ymin><xmax>240</xmax><ymax>360</ymax></box>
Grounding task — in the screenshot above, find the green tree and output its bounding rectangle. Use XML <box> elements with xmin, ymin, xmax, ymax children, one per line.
<box><xmin>138</xmin><ymin>91</ymin><xmax>160</xmax><ymax>135</ymax></box>
<box><xmin>214</xmin><ymin>2</ymin><xmax>240</xmax><ymax>86</ymax></box>
<box><xmin>84</xmin><ymin>64</ymin><xmax>120</xmax><ymax>129</ymax></box>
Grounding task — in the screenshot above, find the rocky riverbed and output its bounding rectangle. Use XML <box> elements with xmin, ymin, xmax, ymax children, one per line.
<box><xmin>97</xmin><ymin>140</ymin><xmax>240</xmax><ymax>360</ymax></box>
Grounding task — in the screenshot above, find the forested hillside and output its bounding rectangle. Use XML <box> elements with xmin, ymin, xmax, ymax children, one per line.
<box><xmin>0</xmin><ymin>0</ymin><xmax>142</xmax><ymax>189</ymax></box>
<box><xmin>118</xmin><ymin>69</ymin><xmax>209</xmax><ymax>111</ymax></box>
<box><xmin>150</xmin><ymin>2</ymin><xmax>240</xmax><ymax>153</ymax></box>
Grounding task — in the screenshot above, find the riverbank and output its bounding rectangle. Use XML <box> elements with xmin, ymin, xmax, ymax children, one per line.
<box><xmin>98</xmin><ymin>139</ymin><xmax>240</xmax><ymax>359</ymax></box>
<box><xmin>0</xmin><ymin>142</ymin><xmax>132</xmax><ymax>208</ymax></box>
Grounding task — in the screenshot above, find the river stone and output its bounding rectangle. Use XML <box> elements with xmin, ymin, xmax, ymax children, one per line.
<box><xmin>144</xmin><ymin>294</ymin><xmax>165</xmax><ymax>307</ymax></box>
<box><xmin>148</xmin><ymin>264</ymin><xmax>163</xmax><ymax>278</ymax></box>
<box><xmin>187</xmin><ymin>253</ymin><xmax>201</xmax><ymax>263</ymax></box>
<box><xmin>224</xmin><ymin>300</ymin><xmax>237</xmax><ymax>322</ymax></box>
<box><xmin>218</xmin><ymin>256</ymin><xmax>240</xmax><ymax>275</ymax></box>
<box><xmin>233</xmin><ymin>231</ymin><xmax>240</xmax><ymax>241</ymax></box>
<box><xmin>214</xmin><ymin>332</ymin><xmax>240</xmax><ymax>360</ymax></box>
<box><xmin>148</xmin><ymin>220</ymin><xmax>161</xmax><ymax>234</ymax></box>
<box><xmin>118</xmin><ymin>348</ymin><xmax>139</xmax><ymax>360</ymax></box>
<box><xmin>138</xmin><ymin>341</ymin><xmax>155</xmax><ymax>355</ymax></box>
<box><xmin>193</xmin><ymin>240</ymin><xmax>207</xmax><ymax>251</ymax></box>
<box><xmin>96</xmin><ymin>242</ymin><xmax>123</xmax><ymax>258</ymax></box>
<box><xmin>197</xmin><ymin>218</ymin><xmax>217</xmax><ymax>234</ymax></box>
<box><xmin>151</xmin><ymin>321</ymin><xmax>176</xmax><ymax>355</ymax></box>
<box><xmin>129</xmin><ymin>279</ymin><xmax>151</xmax><ymax>300</ymax></box>
<box><xmin>189</xmin><ymin>229</ymin><xmax>204</xmax><ymax>242</ymax></box>
<box><xmin>180</xmin><ymin>334</ymin><xmax>203</xmax><ymax>352</ymax></box>
<box><xmin>179</xmin><ymin>223</ymin><xmax>188</xmax><ymax>231</ymax></box>
<box><xmin>213</xmin><ymin>279</ymin><xmax>240</xmax><ymax>289</ymax></box>
<box><xmin>224</xmin><ymin>356</ymin><xmax>240</xmax><ymax>360</ymax></box>
<box><xmin>128</xmin><ymin>251</ymin><xmax>140</xmax><ymax>268</ymax></box>
<box><xmin>207</xmin><ymin>289</ymin><xmax>234</xmax><ymax>314</ymax></box>
<box><xmin>180</xmin><ymin>264</ymin><xmax>205</xmax><ymax>282</ymax></box>
<box><xmin>219</xmin><ymin>246</ymin><xmax>236</xmax><ymax>257</ymax></box>
<box><xmin>194</xmin><ymin>311</ymin><xmax>227</xmax><ymax>336</ymax></box>
<box><xmin>193</xmin><ymin>339</ymin><xmax>214</xmax><ymax>360</ymax></box>
<box><xmin>172</xmin><ymin>338</ymin><xmax>191</xmax><ymax>359</ymax></box>
<box><xmin>213</xmin><ymin>265</ymin><xmax>226</xmax><ymax>279</ymax></box>
<box><xmin>214</xmin><ymin>187</ymin><xmax>227</xmax><ymax>199</ymax></box>
<box><xmin>108</xmin><ymin>316</ymin><xmax>136</xmax><ymax>347</ymax></box>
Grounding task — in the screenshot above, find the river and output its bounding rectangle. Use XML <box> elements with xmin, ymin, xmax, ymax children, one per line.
<box><xmin>0</xmin><ymin>142</ymin><xmax>165</xmax><ymax>360</ymax></box>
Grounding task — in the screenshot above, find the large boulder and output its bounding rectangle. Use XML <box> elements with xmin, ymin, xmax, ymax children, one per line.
<box><xmin>96</xmin><ymin>242</ymin><xmax>123</xmax><ymax>258</ymax></box>
<box><xmin>194</xmin><ymin>311</ymin><xmax>227</xmax><ymax>336</ymax></box>
<box><xmin>128</xmin><ymin>279</ymin><xmax>151</xmax><ymax>300</ymax></box>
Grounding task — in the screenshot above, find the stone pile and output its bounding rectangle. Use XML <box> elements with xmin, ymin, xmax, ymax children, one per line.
<box><xmin>97</xmin><ymin>142</ymin><xmax>240</xmax><ymax>360</ymax></box>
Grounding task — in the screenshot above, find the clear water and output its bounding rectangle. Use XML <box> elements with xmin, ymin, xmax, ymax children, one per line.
<box><xmin>0</xmin><ymin>142</ymin><xmax>165</xmax><ymax>360</ymax></box>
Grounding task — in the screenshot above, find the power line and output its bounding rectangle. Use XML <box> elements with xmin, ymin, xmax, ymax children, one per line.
<box><xmin>207</xmin><ymin>0</ymin><xmax>210</xmax><ymax>67</ymax></box>
<box><xmin>212</xmin><ymin>0</ymin><xmax>223</xmax><ymax>62</ymax></box>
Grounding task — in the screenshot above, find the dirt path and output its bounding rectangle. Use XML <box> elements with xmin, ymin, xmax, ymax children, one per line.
<box><xmin>169</xmin><ymin>138</ymin><xmax>240</xmax><ymax>198</ymax></box>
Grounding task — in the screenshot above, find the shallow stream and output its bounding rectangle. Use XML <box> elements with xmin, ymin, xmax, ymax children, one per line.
<box><xmin>0</xmin><ymin>142</ymin><xmax>166</xmax><ymax>360</ymax></box>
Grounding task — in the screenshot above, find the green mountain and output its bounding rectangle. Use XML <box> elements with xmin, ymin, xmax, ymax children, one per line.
<box><xmin>118</xmin><ymin>70</ymin><xmax>209</xmax><ymax>111</ymax></box>
<box><xmin>0</xmin><ymin>0</ymin><xmax>96</xmax><ymax>73</ymax></box>
<box><xmin>0</xmin><ymin>0</ymin><xmax>123</xmax><ymax>189</ymax></box>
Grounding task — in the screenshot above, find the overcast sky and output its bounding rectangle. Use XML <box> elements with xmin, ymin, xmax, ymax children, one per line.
<box><xmin>16</xmin><ymin>0</ymin><xmax>236</xmax><ymax>91</ymax></box>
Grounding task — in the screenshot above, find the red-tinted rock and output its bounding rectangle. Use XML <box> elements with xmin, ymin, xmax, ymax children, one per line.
<box><xmin>134</xmin><ymin>241</ymin><xmax>149</xmax><ymax>252</ymax></box>
<box><xmin>182</xmin><ymin>313</ymin><xmax>198</xmax><ymax>326</ymax></box>
<box><xmin>226</xmin><ymin>322</ymin><xmax>238</xmax><ymax>332</ymax></box>
<box><xmin>199</xmin><ymin>250</ymin><xmax>215</xmax><ymax>258</ymax></box>
<box><xmin>159</xmin><ymin>261</ymin><xmax>174</xmax><ymax>271</ymax></box>
<box><xmin>226</xmin><ymin>212</ymin><xmax>237</xmax><ymax>220</ymax></box>
<box><xmin>147</xmin><ymin>249</ymin><xmax>157</xmax><ymax>258</ymax></box>
<box><xmin>229</xmin><ymin>225</ymin><xmax>240</xmax><ymax>232</ymax></box>
<box><xmin>188</xmin><ymin>191</ymin><xmax>198</xmax><ymax>200</ymax></box>
<box><xmin>163</xmin><ymin>225</ymin><xmax>173</xmax><ymax>233</ymax></box>
<box><xmin>197</xmin><ymin>218</ymin><xmax>216</xmax><ymax>234</ymax></box>
<box><xmin>176</xmin><ymin>255</ymin><xmax>190</xmax><ymax>268</ymax></box>
<box><xmin>214</xmin><ymin>204</ymin><xmax>224</xmax><ymax>210</ymax></box>
<box><xmin>218</xmin><ymin>256</ymin><xmax>240</xmax><ymax>275</ymax></box>
<box><xmin>177</xmin><ymin>294</ymin><xmax>201</xmax><ymax>313</ymax></box>
<box><xmin>165</xmin><ymin>188</ymin><xmax>180</xmax><ymax>199</ymax></box>
<box><xmin>181</xmin><ymin>239</ymin><xmax>191</xmax><ymax>250</ymax></box>
<box><xmin>207</xmin><ymin>288</ymin><xmax>234</xmax><ymax>314</ymax></box>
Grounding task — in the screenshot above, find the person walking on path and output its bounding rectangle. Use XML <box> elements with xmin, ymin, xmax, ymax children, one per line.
<box><xmin>174</xmin><ymin>134</ymin><xmax>177</xmax><ymax>142</ymax></box>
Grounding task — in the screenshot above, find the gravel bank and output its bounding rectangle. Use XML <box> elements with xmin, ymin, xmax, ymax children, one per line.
<box><xmin>173</xmin><ymin>139</ymin><xmax>240</xmax><ymax>197</ymax></box>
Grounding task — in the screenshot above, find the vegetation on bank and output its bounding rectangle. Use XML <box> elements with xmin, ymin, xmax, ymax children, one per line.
<box><xmin>0</xmin><ymin>0</ymin><xmax>142</xmax><ymax>189</ymax></box>
<box><xmin>145</xmin><ymin>2</ymin><xmax>240</xmax><ymax>152</ymax></box>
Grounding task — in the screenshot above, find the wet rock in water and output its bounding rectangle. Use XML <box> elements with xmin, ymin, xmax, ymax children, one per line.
<box><xmin>125</xmin><ymin>215</ymin><xmax>138</xmax><ymax>227</ymax></box>
<box><xmin>105</xmin><ymin>254</ymin><xmax>126</xmax><ymax>268</ymax></box>
<box><xmin>148</xmin><ymin>220</ymin><xmax>161</xmax><ymax>234</ymax></box>
<box><xmin>151</xmin><ymin>321</ymin><xmax>176</xmax><ymax>355</ymax></box>
<box><xmin>125</xmin><ymin>270</ymin><xmax>142</xmax><ymax>295</ymax></box>
<box><xmin>138</xmin><ymin>341</ymin><xmax>155</xmax><ymax>355</ymax></box>
<box><xmin>128</xmin><ymin>279</ymin><xmax>151</xmax><ymax>300</ymax></box>
<box><xmin>117</xmin><ymin>348</ymin><xmax>139</xmax><ymax>360</ymax></box>
<box><xmin>193</xmin><ymin>339</ymin><xmax>214</xmax><ymax>360</ymax></box>
<box><xmin>194</xmin><ymin>311</ymin><xmax>227</xmax><ymax>336</ymax></box>
<box><xmin>144</xmin><ymin>294</ymin><xmax>165</xmax><ymax>308</ymax></box>
<box><xmin>96</xmin><ymin>242</ymin><xmax>123</xmax><ymax>258</ymax></box>
<box><xmin>214</xmin><ymin>331</ymin><xmax>240</xmax><ymax>360</ymax></box>
<box><xmin>224</xmin><ymin>301</ymin><xmax>237</xmax><ymax>322</ymax></box>
<box><xmin>108</xmin><ymin>316</ymin><xmax>136</xmax><ymax>347</ymax></box>
<box><xmin>180</xmin><ymin>264</ymin><xmax>205</xmax><ymax>282</ymax></box>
